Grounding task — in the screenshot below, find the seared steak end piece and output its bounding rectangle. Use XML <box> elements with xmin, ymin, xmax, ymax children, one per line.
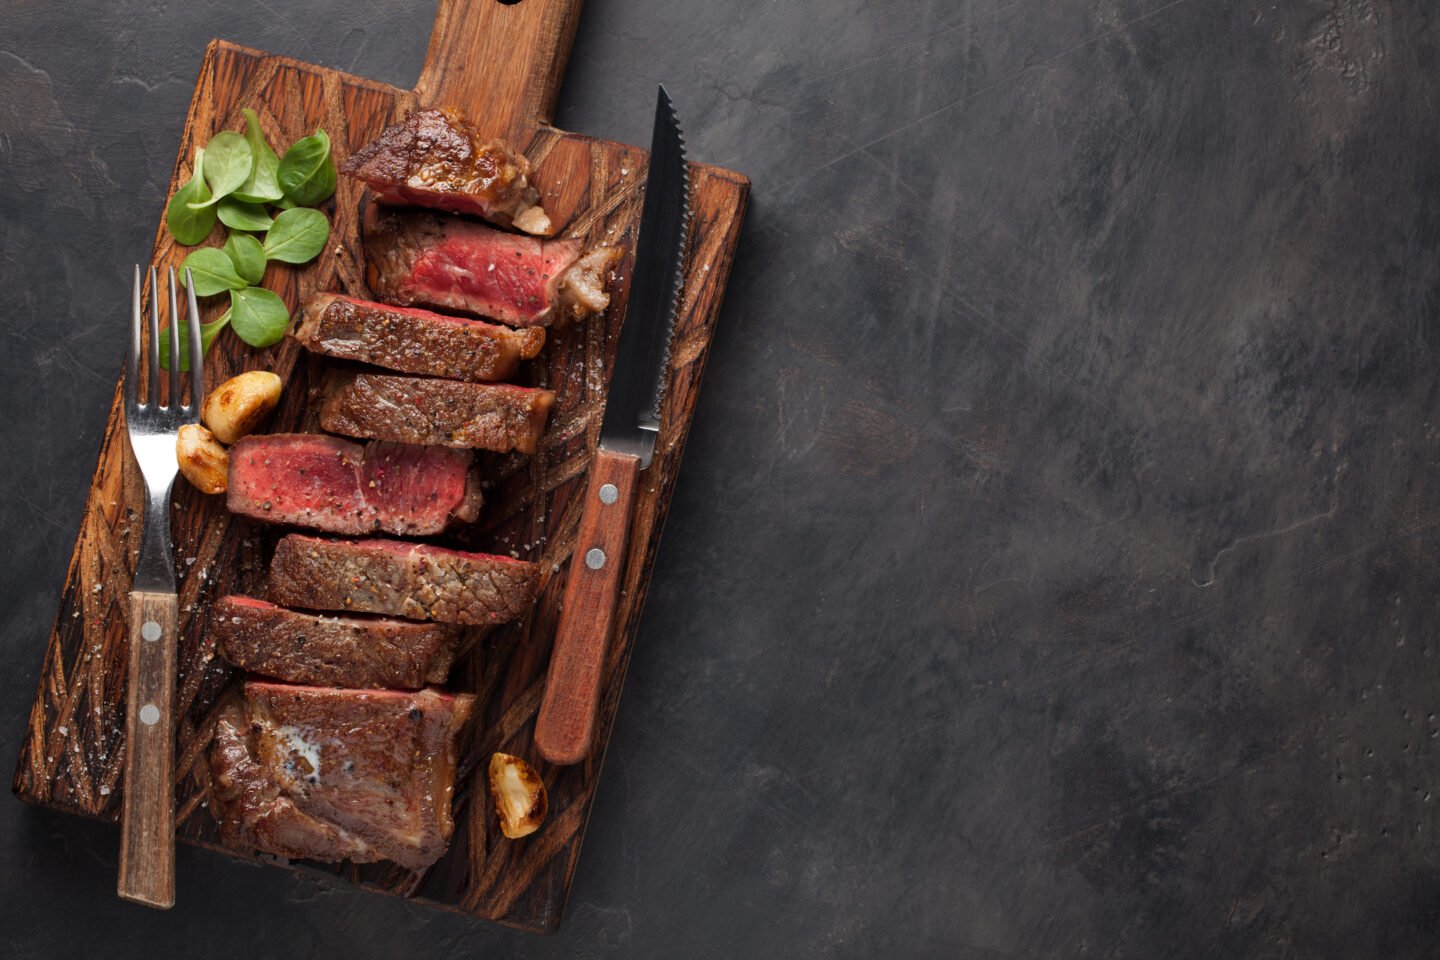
<box><xmin>318</xmin><ymin>369</ymin><xmax>554</xmax><ymax>455</ymax></box>
<box><xmin>294</xmin><ymin>293</ymin><xmax>546</xmax><ymax>382</ymax></box>
<box><xmin>365</xmin><ymin>206</ymin><xmax>623</xmax><ymax>328</ymax></box>
<box><xmin>208</xmin><ymin>682</ymin><xmax>475</xmax><ymax>871</ymax></box>
<box><xmin>228</xmin><ymin>433</ymin><xmax>482</xmax><ymax>537</ymax></box>
<box><xmin>268</xmin><ymin>534</ymin><xmax>541</xmax><ymax>626</ymax></box>
<box><xmin>212</xmin><ymin>595</ymin><xmax>461</xmax><ymax>689</ymax></box>
<box><xmin>341</xmin><ymin>107</ymin><xmax>551</xmax><ymax>235</ymax></box>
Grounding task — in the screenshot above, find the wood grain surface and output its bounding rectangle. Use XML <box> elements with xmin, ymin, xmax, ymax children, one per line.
<box><xmin>12</xmin><ymin>0</ymin><xmax>748</xmax><ymax>932</ymax></box>
<box><xmin>117</xmin><ymin>589</ymin><xmax>179</xmax><ymax>909</ymax></box>
<box><xmin>535</xmin><ymin>447</ymin><xmax>641</xmax><ymax>765</ymax></box>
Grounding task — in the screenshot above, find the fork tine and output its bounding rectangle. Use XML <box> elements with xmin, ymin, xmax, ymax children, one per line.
<box><xmin>184</xmin><ymin>268</ymin><xmax>204</xmax><ymax>412</ymax></box>
<box><xmin>167</xmin><ymin>267</ymin><xmax>182</xmax><ymax>408</ymax></box>
<box><xmin>128</xmin><ymin>265</ymin><xmax>142</xmax><ymax>407</ymax></box>
<box><xmin>147</xmin><ymin>265</ymin><xmax>161</xmax><ymax>407</ymax></box>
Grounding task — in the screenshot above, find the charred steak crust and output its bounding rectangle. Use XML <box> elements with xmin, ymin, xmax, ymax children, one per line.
<box><xmin>363</xmin><ymin>205</ymin><xmax>624</xmax><ymax>328</ymax></box>
<box><xmin>227</xmin><ymin>433</ymin><xmax>482</xmax><ymax>536</ymax></box>
<box><xmin>212</xmin><ymin>595</ymin><xmax>461</xmax><ymax>689</ymax></box>
<box><xmin>208</xmin><ymin>683</ymin><xmax>476</xmax><ymax>871</ymax></box>
<box><xmin>294</xmin><ymin>293</ymin><xmax>546</xmax><ymax>383</ymax></box>
<box><xmin>340</xmin><ymin>107</ymin><xmax>549</xmax><ymax>233</ymax></box>
<box><xmin>318</xmin><ymin>369</ymin><xmax>555</xmax><ymax>455</ymax></box>
<box><xmin>267</xmin><ymin>535</ymin><xmax>541</xmax><ymax>626</ymax></box>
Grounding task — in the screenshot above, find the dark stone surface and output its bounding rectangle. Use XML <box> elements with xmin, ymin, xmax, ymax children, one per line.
<box><xmin>4</xmin><ymin>0</ymin><xmax>1439</xmax><ymax>955</ymax></box>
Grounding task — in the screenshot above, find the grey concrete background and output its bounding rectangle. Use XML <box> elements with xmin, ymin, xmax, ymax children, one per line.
<box><xmin>5</xmin><ymin>0</ymin><xmax>1439</xmax><ymax>956</ymax></box>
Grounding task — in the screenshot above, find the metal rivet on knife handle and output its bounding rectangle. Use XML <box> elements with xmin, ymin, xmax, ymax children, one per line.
<box><xmin>599</xmin><ymin>483</ymin><xmax>618</xmax><ymax>504</ymax></box>
<box><xmin>585</xmin><ymin>548</ymin><xmax>606</xmax><ymax>570</ymax></box>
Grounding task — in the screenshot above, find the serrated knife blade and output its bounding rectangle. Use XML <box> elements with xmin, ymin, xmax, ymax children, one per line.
<box><xmin>597</xmin><ymin>83</ymin><xmax>690</xmax><ymax>467</ymax></box>
<box><xmin>535</xmin><ymin>84</ymin><xmax>693</xmax><ymax>766</ymax></box>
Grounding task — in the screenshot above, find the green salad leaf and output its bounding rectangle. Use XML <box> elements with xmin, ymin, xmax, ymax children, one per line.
<box><xmin>229</xmin><ymin>286</ymin><xmax>290</xmax><ymax>347</ymax></box>
<box><xmin>217</xmin><ymin>197</ymin><xmax>274</xmax><ymax>232</ymax></box>
<box><xmin>223</xmin><ymin>233</ymin><xmax>267</xmax><ymax>285</ymax></box>
<box><xmin>188</xmin><ymin>131</ymin><xmax>252</xmax><ymax>208</ymax></box>
<box><xmin>231</xmin><ymin>108</ymin><xmax>284</xmax><ymax>204</ymax></box>
<box><xmin>166</xmin><ymin>148</ymin><xmax>216</xmax><ymax>245</ymax></box>
<box><xmin>263</xmin><ymin>207</ymin><xmax>330</xmax><ymax>264</ymax></box>
<box><xmin>278</xmin><ymin>128</ymin><xmax>337</xmax><ymax>207</ymax></box>
<box><xmin>181</xmin><ymin>247</ymin><xmax>247</xmax><ymax>296</ymax></box>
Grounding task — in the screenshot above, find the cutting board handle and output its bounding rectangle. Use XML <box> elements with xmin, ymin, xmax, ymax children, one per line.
<box><xmin>415</xmin><ymin>0</ymin><xmax>586</xmax><ymax>140</ymax></box>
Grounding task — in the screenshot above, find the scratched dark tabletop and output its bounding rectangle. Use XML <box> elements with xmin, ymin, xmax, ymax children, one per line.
<box><xmin>4</xmin><ymin>0</ymin><xmax>1438</xmax><ymax>956</ymax></box>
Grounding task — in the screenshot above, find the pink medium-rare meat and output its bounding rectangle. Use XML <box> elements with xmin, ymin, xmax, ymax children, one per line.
<box><xmin>227</xmin><ymin>433</ymin><xmax>482</xmax><ymax>536</ymax></box>
<box><xmin>267</xmin><ymin>534</ymin><xmax>541</xmax><ymax>625</ymax></box>
<box><xmin>208</xmin><ymin>681</ymin><xmax>475</xmax><ymax>871</ymax></box>
<box><xmin>294</xmin><ymin>293</ymin><xmax>546</xmax><ymax>382</ymax></box>
<box><xmin>364</xmin><ymin>205</ymin><xmax>624</xmax><ymax>328</ymax></box>
<box><xmin>340</xmin><ymin>108</ymin><xmax>552</xmax><ymax>235</ymax></box>
<box><xmin>212</xmin><ymin>595</ymin><xmax>461</xmax><ymax>689</ymax></box>
<box><xmin>317</xmin><ymin>369</ymin><xmax>554</xmax><ymax>455</ymax></box>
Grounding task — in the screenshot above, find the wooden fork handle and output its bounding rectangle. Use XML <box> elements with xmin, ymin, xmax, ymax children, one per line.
<box><xmin>535</xmin><ymin>448</ymin><xmax>641</xmax><ymax>765</ymax></box>
<box><xmin>118</xmin><ymin>589</ymin><xmax>179</xmax><ymax>909</ymax></box>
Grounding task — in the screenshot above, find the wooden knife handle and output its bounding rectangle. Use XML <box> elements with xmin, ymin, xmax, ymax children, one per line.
<box><xmin>536</xmin><ymin>448</ymin><xmax>641</xmax><ymax>765</ymax></box>
<box><xmin>415</xmin><ymin>0</ymin><xmax>587</xmax><ymax>141</ymax></box>
<box><xmin>118</xmin><ymin>590</ymin><xmax>179</xmax><ymax>909</ymax></box>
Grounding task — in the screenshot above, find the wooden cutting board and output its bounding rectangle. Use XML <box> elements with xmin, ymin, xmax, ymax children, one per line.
<box><xmin>11</xmin><ymin>0</ymin><xmax>748</xmax><ymax>933</ymax></box>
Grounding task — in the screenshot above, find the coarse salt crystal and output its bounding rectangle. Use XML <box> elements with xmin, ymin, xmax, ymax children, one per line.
<box><xmin>99</xmin><ymin>786</ymin><xmax>110</xmax><ymax>796</ymax></box>
<box><xmin>57</xmin><ymin>725</ymin><xmax>68</xmax><ymax>735</ymax></box>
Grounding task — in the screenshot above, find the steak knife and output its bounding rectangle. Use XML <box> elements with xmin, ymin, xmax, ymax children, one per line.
<box><xmin>534</xmin><ymin>85</ymin><xmax>691</xmax><ymax>765</ymax></box>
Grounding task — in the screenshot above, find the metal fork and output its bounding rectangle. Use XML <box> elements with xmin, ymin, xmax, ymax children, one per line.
<box><xmin>118</xmin><ymin>265</ymin><xmax>203</xmax><ymax>910</ymax></box>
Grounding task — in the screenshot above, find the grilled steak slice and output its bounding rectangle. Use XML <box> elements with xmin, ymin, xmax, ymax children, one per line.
<box><xmin>294</xmin><ymin>293</ymin><xmax>546</xmax><ymax>382</ymax></box>
<box><xmin>208</xmin><ymin>681</ymin><xmax>475</xmax><ymax>870</ymax></box>
<box><xmin>268</xmin><ymin>535</ymin><xmax>541</xmax><ymax>625</ymax></box>
<box><xmin>365</xmin><ymin>206</ymin><xmax>623</xmax><ymax>328</ymax></box>
<box><xmin>341</xmin><ymin>108</ymin><xmax>551</xmax><ymax>235</ymax></box>
<box><xmin>228</xmin><ymin>433</ymin><xmax>482</xmax><ymax>536</ymax></box>
<box><xmin>212</xmin><ymin>595</ymin><xmax>461</xmax><ymax>689</ymax></box>
<box><xmin>318</xmin><ymin>369</ymin><xmax>554</xmax><ymax>455</ymax></box>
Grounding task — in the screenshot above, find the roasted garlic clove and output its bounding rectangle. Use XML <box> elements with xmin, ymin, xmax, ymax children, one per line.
<box><xmin>488</xmin><ymin>752</ymin><xmax>548</xmax><ymax>839</ymax></box>
<box><xmin>202</xmin><ymin>370</ymin><xmax>283</xmax><ymax>444</ymax></box>
<box><xmin>176</xmin><ymin>423</ymin><xmax>229</xmax><ymax>494</ymax></box>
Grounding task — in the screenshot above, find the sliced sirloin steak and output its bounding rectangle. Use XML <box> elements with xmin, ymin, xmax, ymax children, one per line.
<box><xmin>364</xmin><ymin>204</ymin><xmax>623</xmax><ymax>328</ymax></box>
<box><xmin>228</xmin><ymin>433</ymin><xmax>482</xmax><ymax>537</ymax></box>
<box><xmin>208</xmin><ymin>681</ymin><xmax>475</xmax><ymax>871</ymax></box>
<box><xmin>318</xmin><ymin>369</ymin><xmax>555</xmax><ymax>454</ymax></box>
<box><xmin>294</xmin><ymin>292</ymin><xmax>546</xmax><ymax>383</ymax></box>
<box><xmin>212</xmin><ymin>595</ymin><xmax>462</xmax><ymax>689</ymax></box>
<box><xmin>340</xmin><ymin>107</ymin><xmax>551</xmax><ymax>235</ymax></box>
<box><xmin>268</xmin><ymin>534</ymin><xmax>541</xmax><ymax>625</ymax></box>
